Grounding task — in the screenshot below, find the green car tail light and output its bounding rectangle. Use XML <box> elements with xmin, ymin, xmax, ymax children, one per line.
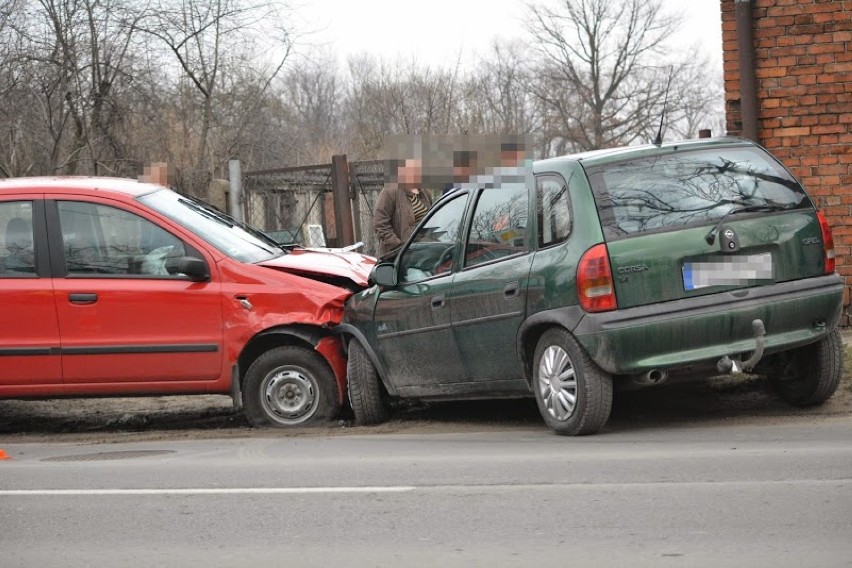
<box><xmin>577</xmin><ymin>243</ymin><xmax>617</xmax><ymax>312</ymax></box>
<box><xmin>816</xmin><ymin>211</ymin><xmax>836</xmax><ymax>274</ymax></box>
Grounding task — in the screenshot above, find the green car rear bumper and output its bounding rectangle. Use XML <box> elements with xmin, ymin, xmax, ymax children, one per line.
<box><xmin>572</xmin><ymin>274</ymin><xmax>844</xmax><ymax>375</ymax></box>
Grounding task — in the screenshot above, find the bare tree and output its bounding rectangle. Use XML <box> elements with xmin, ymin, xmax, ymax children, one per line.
<box><xmin>137</xmin><ymin>0</ymin><xmax>292</xmax><ymax>193</ymax></box>
<box><xmin>0</xmin><ymin>0</ymin><xmax>31</xmax><ymax>177</ymax></box>
<box><xmin>278</xmin><ymin>55</ymin><xmax>344</xmax><ymax>164</ymax></box>
<box><xmin>461</xmin><ymin>41</ymin><xmax>542</xmax><ymax>139</ymax></box>
<box><xmin>343</xmin><ymin>55</ymin><xmax>467</xmax><ymax>160</ymax></box>
<box><xmin>659</xmin><ymin>50</ymin><xmax>726</xmax><ymax>141</ymax></box>
<box><xmin>0</xmin><ymin>0</ymin><xmax>726</xmax><ymax>187</ymax></box>
<box><xmin>0</xmin><ymin>0</ymin><xmax>141</xmax><ymax>176</ymax></box>
<box><xmin>526</xmin><ymin>0</ymin><xmax>680</xmax><ymax>151</ymax></box>
<box><xmin>54</xmin><ymin>0</ymin><xmax>141</xmax><ymax>175</ymax></box>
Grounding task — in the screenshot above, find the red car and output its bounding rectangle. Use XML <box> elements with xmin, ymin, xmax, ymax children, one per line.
<box><xmin>0</xmin><ymin>177</ymin><xmax>374</xmax><ymax>427</ymax></box>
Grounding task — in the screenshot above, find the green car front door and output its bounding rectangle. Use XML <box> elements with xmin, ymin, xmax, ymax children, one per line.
<box><xmin>373</xmin><ymin>271</ymin><xmax>462</xmax><ymax>393</ymax></box>
<box><xmin>373</xmin><ymin>194</ymin><xmax>470</xmax><ymax>395</ymax></box>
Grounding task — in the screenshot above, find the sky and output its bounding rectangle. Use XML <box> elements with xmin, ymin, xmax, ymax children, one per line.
<box><xmin>292</xmin><ymin>0</ymin><xmax>724</xmax><ymax>74</ymax></box>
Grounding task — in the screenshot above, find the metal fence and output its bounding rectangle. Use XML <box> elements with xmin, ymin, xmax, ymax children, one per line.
<box><xmin>349</xmin><ymin>160</ymin><xmax>384</xmax><ymax>255</ymax></box>
<box><xmin>242</xmin><ymin>163</ymin><xmax>332</xmax><ymax>247</ymax></box>
<box><xmin>242</xmin><ymin>158</ymin><xmax>385</xmax><ymax>256</ymax></box>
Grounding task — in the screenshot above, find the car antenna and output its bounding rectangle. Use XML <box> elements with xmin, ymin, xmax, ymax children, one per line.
<box><xmin>653</xmin><ymin>70</ymin><xmax>674</xmax><ymax>146</ymax></box>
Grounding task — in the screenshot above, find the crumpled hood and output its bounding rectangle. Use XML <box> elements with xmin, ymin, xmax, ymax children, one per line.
<box><xmin>257</xmin><ymin>248</ymin><xmax>376</xmax><ymax>288</ymax></box>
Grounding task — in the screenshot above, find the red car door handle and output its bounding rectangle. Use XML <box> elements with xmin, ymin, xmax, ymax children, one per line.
<box><xmin>69</xmin><ymin>293</ymin><xmax>98</xmax><ymax>304</ymax></box>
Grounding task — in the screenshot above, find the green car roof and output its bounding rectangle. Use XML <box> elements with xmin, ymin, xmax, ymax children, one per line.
<box><xmin>533</xmin><ymin>137</ymin><xmax>756</xmax><ymax>172</ymax></box>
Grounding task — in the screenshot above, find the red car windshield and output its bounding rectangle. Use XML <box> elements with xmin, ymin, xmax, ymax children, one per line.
<box><xmin>138</xmin><ymin>188</ymin><xmax>282</xmax><ymax>263</ymax></box>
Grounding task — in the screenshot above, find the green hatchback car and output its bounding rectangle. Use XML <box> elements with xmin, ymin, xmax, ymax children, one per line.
<box><xmin>338</xmin><ymin>137</ymin><xmax>844</xmax><ymax>435</ymax></box>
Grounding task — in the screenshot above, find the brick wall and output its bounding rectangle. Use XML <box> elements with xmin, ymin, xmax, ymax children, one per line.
<box><xmin>721</xmin><ymin>0</ymin><xmax>852</xmax><ymax>324</ymax></box>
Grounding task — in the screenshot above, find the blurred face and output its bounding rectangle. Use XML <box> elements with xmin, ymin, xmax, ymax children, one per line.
<box><xmin>140</xmin><ymin>162</ymin><xmax>170</xmax><ymax>186</ymax></box>
<box><xmin>398</xmin><ymin>159</ymin><xmax>422</xmax><ymax>186</ymax></box>
<box><xmin>453</xmin><ymin>164</ymin><xmax>473</xmax><ymax>181</ymax></box>
<box><xmin>501</xmin><ymin>149</ymin><xmax>525</xmax><ymax>166</ymax></box>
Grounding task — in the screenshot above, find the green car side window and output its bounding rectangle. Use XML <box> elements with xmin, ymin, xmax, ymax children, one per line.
<box><xmin>398</xmin><ymin>193</ymin><xmax>467</xmax><ymax>283</ymax></box>
<box><xmin>464</xmin><ymin>185</ymin><xmax>528</xmax><ymax>269</ymax></box>
<box><xmin>536</xmin><ymin>175</ymin><xmax>572</xmax><ymax>248</ymax></box>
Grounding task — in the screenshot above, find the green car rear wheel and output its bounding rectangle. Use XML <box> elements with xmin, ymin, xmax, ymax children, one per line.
<box><xmin>533</xmin><ymin>328</ymin><xmax>613</xmax><ymax>436</ymax></box>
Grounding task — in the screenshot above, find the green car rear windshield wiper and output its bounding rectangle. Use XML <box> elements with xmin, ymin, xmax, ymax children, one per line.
<box><xmin>704</xmin><ymin>204</ymin><xmax>790</xmax><ymax>245</ymax></box>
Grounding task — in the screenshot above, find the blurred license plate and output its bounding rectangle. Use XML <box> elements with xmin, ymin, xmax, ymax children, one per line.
<box><xmin>683</xmin><ymin>252</ymin><xmax>773</xmax><ymax>290</ymax></box>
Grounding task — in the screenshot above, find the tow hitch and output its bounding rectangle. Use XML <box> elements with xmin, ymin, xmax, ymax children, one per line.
<box><xmin>717</xmin><ymin>319</ymin><xmax>766</xmax><ymax>374</ymax></box>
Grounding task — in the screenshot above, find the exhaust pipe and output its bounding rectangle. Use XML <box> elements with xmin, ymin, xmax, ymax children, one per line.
<box><xmin>633</xmin><ymin>368</ymin><xmax>668</xmax><ymax>386</ymax></box>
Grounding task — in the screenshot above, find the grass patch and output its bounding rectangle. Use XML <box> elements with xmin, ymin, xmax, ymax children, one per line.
<box><xmin>844</xmin><ymin>346</ymin><xmax>852</xmax><ymax>392</ymax></box>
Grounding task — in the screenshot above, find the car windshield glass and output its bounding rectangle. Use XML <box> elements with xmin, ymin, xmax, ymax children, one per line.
<box><xmin>585</xmin><ymin>146</ymin><xmax>812</xmax><ymax>240</ymax></box>
<box><xmin>138</xmin><ymin>188</ymin><xmax>282</xmax><ymax>263</ymax></box>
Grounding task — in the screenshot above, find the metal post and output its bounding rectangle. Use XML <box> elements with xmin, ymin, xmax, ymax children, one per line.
<box><xmin>228</xmin><ymin>159</ymin><xmax>243</xmax><ymax>222</ymax></box>
<box><xmin>331</xmin><ymin>154</ymin><xmax>355</xmax><ymax>247</ymax></box>
<box><xmin>736</xmin><ymin>0</ymin><xmax>759</xmax><ymax>142</ymax></box>
<box><xmin>349</xmin><ymin>163</ymin><xmax>362</xmax><ymax>244</ymax></box>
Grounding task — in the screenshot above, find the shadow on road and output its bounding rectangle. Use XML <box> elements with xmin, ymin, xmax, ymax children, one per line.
<box><xmin>2</xmin><ymin>371</ymin><xmax>849</xmax><ymax>442</ymax></box>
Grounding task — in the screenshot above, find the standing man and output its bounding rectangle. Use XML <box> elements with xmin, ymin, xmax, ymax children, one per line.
<box><xmin>373</xmin><ymin>158</ymin><xmax>431</xmax><ymax>257</ymax></box>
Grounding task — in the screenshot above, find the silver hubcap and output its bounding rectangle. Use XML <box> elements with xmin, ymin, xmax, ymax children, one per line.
<box><xmin>262</xmin><ymin>367</ymin><xmax>317</xmax><ymax>424</ymax></box>
<box><xmin>538</xmin><ymin>345</ymin><xmax>578</xmax><ymax>421</ymax></box>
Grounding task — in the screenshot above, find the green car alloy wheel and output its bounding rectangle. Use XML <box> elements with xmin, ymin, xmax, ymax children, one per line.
<box><xmin>533</xmin><ymin>329</ymin><xmax>613</xmax><ymax>436</ymax></box>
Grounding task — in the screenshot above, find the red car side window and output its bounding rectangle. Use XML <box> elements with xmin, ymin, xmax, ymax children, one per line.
<box><xmin>57</xmin><ymin>201</ymin><xmax>185</xmax><ymax>277</ymax></box>
<box><xmin>0</xmin><ymin>201</ymin><xmax>36</xmax><ymax>276</ymax></box>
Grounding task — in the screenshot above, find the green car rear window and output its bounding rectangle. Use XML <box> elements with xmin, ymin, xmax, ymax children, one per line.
<box><xmin>585</xmin><ymin>147</ymin><xmax>812</xmax><ymax>240</ymax></box>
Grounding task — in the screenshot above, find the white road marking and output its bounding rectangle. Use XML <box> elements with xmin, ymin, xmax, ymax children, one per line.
<box><xmin>0</xmin><ymin>487</ymin><xmax>416</xmax><ymax>496</ymax></box>
<box><xmin>1</xmin><ymin>479</ymin><xmax>850</xmax><ymax>496</ymax></box>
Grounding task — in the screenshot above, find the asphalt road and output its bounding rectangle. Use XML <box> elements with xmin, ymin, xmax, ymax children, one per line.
<box><xmin>2</xmin><ymin>417</ymin><xmax>851</xmax><ymax>567</ymax></box>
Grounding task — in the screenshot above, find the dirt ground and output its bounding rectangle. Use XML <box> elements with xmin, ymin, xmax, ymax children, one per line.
<box><xmin>2</xmin><ymin>346</ymin><xmax>851</xmax><ymax>444</ymax></box>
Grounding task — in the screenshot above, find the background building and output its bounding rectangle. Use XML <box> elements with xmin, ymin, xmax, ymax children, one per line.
<box><xmin>721</xmin><ymin>0</ymin><xmax>851</xmax><ymax>324</ymax></box>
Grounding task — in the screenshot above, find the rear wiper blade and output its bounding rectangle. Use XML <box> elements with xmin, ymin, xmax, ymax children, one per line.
<box><xmin>704</xmin><ymin>204</ymin><xmax>789</xmax><ymax>245</ymax></box>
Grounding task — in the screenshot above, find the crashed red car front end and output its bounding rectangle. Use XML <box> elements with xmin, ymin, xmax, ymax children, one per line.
<box><xmin>0</xmin><ymin>176</ymin><xmax>375</xmax><ymax>427</ymax></box>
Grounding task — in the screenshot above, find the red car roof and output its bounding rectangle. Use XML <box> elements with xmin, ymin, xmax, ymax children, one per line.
<box><xmin>0</xmin><ymin>176</ymin><xmax>161</xmax><ymax>197</ymax></box>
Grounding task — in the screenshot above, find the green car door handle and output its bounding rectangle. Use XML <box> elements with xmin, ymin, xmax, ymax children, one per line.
<box><xmin>503</xmin><ymin>282</ymin><xmax>520</xmax><ymax>298</ymax></box>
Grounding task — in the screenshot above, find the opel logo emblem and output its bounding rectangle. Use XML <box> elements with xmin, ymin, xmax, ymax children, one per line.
<box><xmin>723</xmin><ymin>229</ymin><xmax>735</xmax><ymax>239</ymax></box>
